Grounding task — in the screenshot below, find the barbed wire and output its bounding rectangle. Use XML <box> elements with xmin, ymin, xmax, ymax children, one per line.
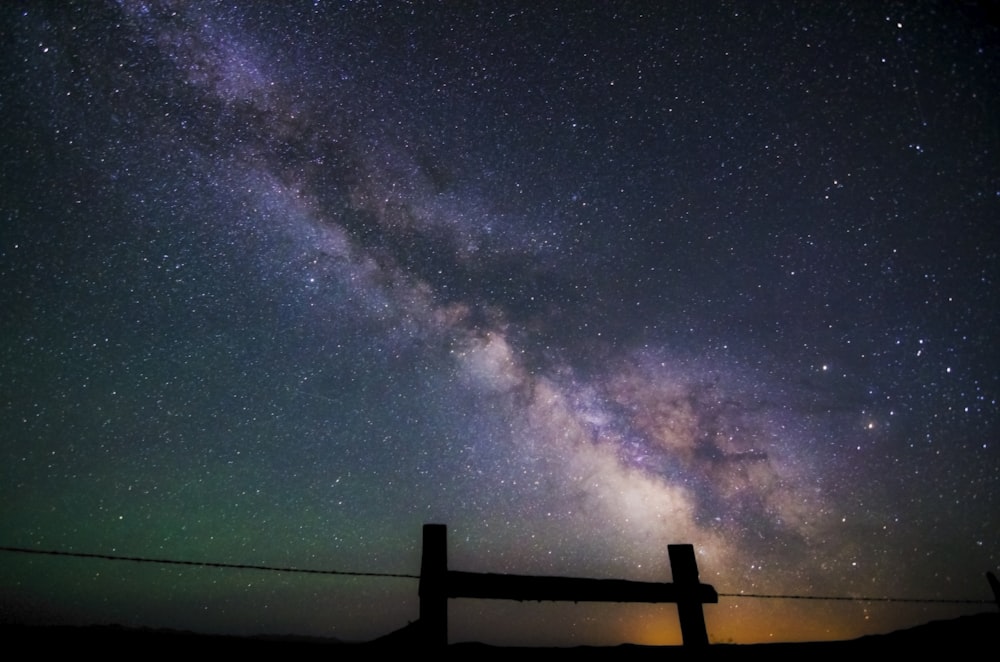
<box><xmin>2</xmin><ymin>545</ymin><xmax>992</xmax><ymax>605</ymax></box>
<box><xmin>0</xmin><ymin>545</ymin><xmax>419</xmax><ymax>579</ymax></box>
<box><xmin>717</xmin><ymin>591</ymin><xmax>991</xmax><ymax>605</ymax></box>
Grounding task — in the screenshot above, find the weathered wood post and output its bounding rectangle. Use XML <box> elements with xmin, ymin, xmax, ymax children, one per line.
<box><xmin>419</xmin><ymin>523</ymin><xmax>448</xmax><ymax>647</ymax></box>
<box><xmin>668</xmin><ymin>544</ymin><xmax>711</xmax><ymax>647</ymax></box>
<box><xmin>987</xmin><ymin>571</ymin><xmax>1000</xmax><ymax>611</ymax></box>
<box><xmin>416</xmin><ymin>524</ymin><xmax>715</xmax><ymax>648</ymax></box>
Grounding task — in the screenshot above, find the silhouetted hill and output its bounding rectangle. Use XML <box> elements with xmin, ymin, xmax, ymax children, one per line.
<box><xmin>0</xmin><ymin>623</ymin><xmax>351</xmax><ymax>653</ymax></box>
<box><xmin>2</xmin><ymin>612</ymin><xmax>996</xmax><ymax>658</ymax></box>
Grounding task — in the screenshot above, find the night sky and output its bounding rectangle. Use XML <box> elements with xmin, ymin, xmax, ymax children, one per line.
<box><xmin>2</xmin><ymin>0</ymin><xmax>998</xmax><ymax>647</ymax></box>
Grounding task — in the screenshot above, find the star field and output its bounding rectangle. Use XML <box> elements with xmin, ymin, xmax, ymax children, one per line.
<box><xmin>1</xmin><ymin>1</ymin><xmax>998</xmax><ymax>646</ymax></box>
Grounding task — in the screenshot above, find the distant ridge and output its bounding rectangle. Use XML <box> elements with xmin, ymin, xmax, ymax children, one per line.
<box><xmin>2</xmin><ymin>612</ymin><xmax>997</xmax><ymax>656</ymax></box>
<box><xmin>849</xmin><ymin>612</ymin><xmax>997</xmax><ymax>649</ymax></box>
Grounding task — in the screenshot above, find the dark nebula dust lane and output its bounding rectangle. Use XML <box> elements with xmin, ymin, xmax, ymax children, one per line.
<box><xmin>1</xmin><ymin>1</ymin><xmax>998</xmax><ymax>646</ymax></box>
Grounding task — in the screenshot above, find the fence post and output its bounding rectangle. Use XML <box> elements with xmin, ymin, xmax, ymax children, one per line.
<box><xmin>668</xmin><ymin>544</ymin><xmax>710</xmax><ymax>647</ymax></box>
<box><xmin>419</xmin><ymin>523</ymin><xmax>448</xmax><ymax>647</ymax></box>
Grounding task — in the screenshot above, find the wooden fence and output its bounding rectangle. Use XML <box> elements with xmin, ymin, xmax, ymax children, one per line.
<box><xmin>417</xmin><ymin>523</ymin><xmax>718</xmax><ymax>647</ymax></box>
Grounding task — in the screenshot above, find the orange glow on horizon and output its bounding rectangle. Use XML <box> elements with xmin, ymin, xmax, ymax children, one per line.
<box><xmin>609</xmin><ymin>598</ymin><xmax>984</xmax><ymax>647</ymax></box>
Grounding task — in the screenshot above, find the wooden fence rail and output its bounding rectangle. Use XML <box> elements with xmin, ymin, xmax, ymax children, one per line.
<box><xmin>417</xmin><ymin>523</ymin><xmax>718</xmax><ymax>647</ymax></box>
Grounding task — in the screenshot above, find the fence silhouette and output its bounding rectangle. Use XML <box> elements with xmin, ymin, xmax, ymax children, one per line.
<box><xmin>2</xmin><ymin>531</ymin><xmax>996</xmax><ymax>647</ymax></box>
<box><xmin>418</xmin><ymin>523</ymin><xmax>717</xmax><ymax>647</ymax></box>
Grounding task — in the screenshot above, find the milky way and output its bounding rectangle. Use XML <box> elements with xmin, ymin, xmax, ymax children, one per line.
<box><xmin>2</xmin><ymin>1</ymin><xmax>998</xmax><ymax>646</ymax></box>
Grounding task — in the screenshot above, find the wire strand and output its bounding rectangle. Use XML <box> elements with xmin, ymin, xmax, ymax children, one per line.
<box><xmin>717</xmin><ymin>591</ymin><xmax>990</xmax><ymax>605</ymax></box>
<box><xmin>0</xmin><ymin>545</ymin><xmax>419</xmax><ymax>579</ymax></box>
<box><xmin>2</xmin><ymin>545</ymin><xmax>991</xmax><ymax>605</ymax></box>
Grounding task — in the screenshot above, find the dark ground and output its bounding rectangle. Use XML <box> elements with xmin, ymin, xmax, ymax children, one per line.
<box><xmin>2</xmin><ymin>612</ymin><xmax>996</xmax><ymax>658</ymax></box>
